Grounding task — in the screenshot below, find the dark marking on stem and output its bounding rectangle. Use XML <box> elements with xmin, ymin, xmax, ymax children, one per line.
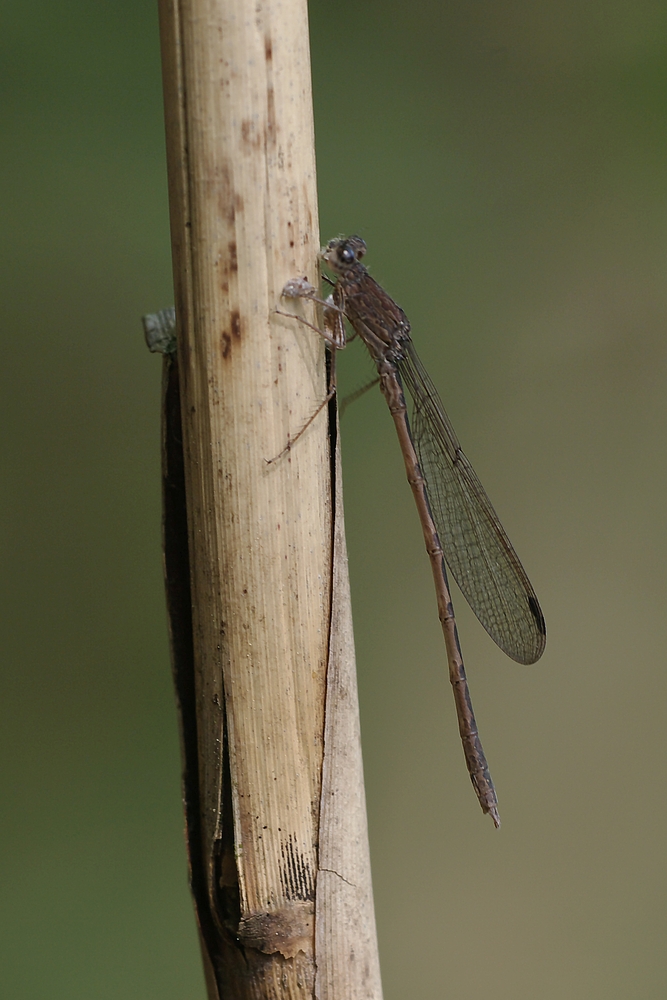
<box><xmin>241</xmin><ymin>119</ymin><xmax>260</xmax><ymax>149</ymax></box>
<box><xmin>279</xmin><ymin>834</ymin><xmax>315</xmax><ymax>902</ymax></box>
<box><xmin>266</xmin><ymin>85</ymin><xmax>276</xmax><ymax>146</ymax></box>
<box><xmin>228</xmin><ymin>241</ymin><xmax>238</xmax><ymax>273</ymax></box>
<box><xmin>218</xmin><ymin>162</ymin><xmax>236</xmax><ymax>225</ymax></box>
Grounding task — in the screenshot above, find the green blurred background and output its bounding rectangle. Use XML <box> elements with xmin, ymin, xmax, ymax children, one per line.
<box><xmin>2</xmin><ymin>1</ymin><xmax>667</xmax><ymax>997</ymax></box>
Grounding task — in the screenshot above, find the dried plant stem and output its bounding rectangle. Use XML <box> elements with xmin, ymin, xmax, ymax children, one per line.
<box><xmin>156</xmin><ymin>1</ymin><xmax>382</xmax><ymax>997</ymax></box>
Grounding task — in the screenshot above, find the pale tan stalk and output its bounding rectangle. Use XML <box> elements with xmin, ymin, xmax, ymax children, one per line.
<box><xmin>156</xmin><ymin>1</ymin><xmax>382</xmax><ymax>996</ymax></box>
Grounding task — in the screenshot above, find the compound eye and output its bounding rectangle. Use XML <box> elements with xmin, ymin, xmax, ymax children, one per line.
<box><xmin>340</xmin><ymin>246</ymin><xmax>355</xmax><ymax>265</ymax></box>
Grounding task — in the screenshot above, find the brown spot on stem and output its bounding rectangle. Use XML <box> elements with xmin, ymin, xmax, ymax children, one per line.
<box><xmin>241</xmin><ymin>118</ymin><xmax>261</xmax><ymax>149</ymax></box>
<box><xmin>228</xmin><ymin>241</ymin><xmax>238</xmax><ymax>273</ymax></box>
<box><xmin>266</xmin><ymin>85</ymin><xmax>276</xmax><ymax>146</ymax></box>
<box><xmin>218</xmin><ymin>162</ymin><xmax>236</xmax><ymax>224</ymax></box>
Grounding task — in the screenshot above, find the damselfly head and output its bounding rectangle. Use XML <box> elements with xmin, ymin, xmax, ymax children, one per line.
<box><xmin>321</xmin><ymin>235</ymin><xmax>367</xmax><ymax>275</ymax></box>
